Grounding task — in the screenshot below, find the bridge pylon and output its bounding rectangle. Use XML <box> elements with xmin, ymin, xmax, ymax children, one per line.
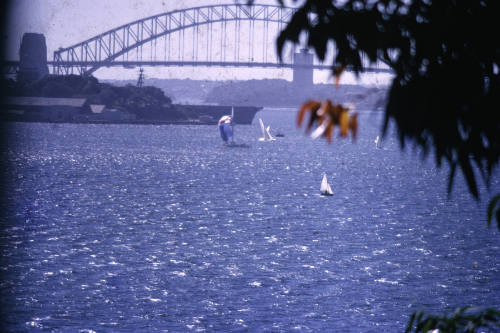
<box><xmin>18</xmin><ymin>33</ymin><xmax>49</xmax><ymax>82</ymax></box>
<box><xmin>292</xmin><ymin>49</ymin><xmax>313</xmax><ymax>88</ymax></box>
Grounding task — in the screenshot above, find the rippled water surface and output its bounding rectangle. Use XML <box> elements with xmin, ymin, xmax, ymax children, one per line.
<box><xmin>1</xmin><ymin>109</ymin><xmax>499</xmax><ymax>332</ymax></box>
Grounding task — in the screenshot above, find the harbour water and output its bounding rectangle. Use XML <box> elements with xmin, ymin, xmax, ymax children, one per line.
<box><xmin>1</xmin><ymin>109</ymin><xmax>499</xmax><ymax>332</ymax></box>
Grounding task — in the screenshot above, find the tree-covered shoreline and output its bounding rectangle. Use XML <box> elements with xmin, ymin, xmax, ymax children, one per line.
<box><xmin>1</xmin><ymin>75</ymin><xmax>186</xmax><ymax>121</ymax></box>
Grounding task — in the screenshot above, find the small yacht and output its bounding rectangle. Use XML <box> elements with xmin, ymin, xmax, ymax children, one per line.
<box><xmin>320</xmin><ymin>173</ymin><xmax>333</xmax><ymax>196</ymax></box>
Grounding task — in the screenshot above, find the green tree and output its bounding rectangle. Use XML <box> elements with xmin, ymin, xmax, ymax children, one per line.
<box><xmin>268</xmin><ymin>0</ymin><xmax>500</xmax><ymax>331</ymax></box>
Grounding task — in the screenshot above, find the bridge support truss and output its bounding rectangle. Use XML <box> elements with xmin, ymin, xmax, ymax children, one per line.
<box><xmin>53</xmin><ymin>4</ymin><xmax>296</xmax><ymax>76</ymax></box>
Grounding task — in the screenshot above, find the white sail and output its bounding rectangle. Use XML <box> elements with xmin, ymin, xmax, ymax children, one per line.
<box><xmin>266</xmin><ymin>125</ymin><xmax>276</xmax><ymax>141</ymax></box>
<box><xmin>259</xmin><ymin>118</ymin><xmax>266</xmax><ymax>141</ymax></box>
<box><xmin>374</xmin><ymin>136</ymin><xmax>381</xmax><ymax>149</ymax></box>
<box><xmin>320</xmin><ymin>174</ymin><xmax>328</xmax><ymax>192</ymax></box>
<box><xmin>258</xmin><ymin>118</ymin><xmax>276</xmax><ymax>141</ymax></box>
<box><xmin>320</xmin><ymin>173</ymin><xmax>333</xmax><ymax>196</ymax></box>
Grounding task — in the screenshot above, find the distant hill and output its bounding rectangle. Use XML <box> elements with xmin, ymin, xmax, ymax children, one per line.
<box><xmin>107</xmin><ymin>78</ymin><xmax>388</xmax><ymax>110</ymax></box>
<box><xmin>205</xmin><ymin>79</ymin><xmax>388</xmax><ymax>110</ymax></box>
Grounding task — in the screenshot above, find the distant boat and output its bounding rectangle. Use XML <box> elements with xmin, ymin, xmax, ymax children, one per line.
<box><xmin>218</xmin><ymin>107</ymin><xmax>250</xmax><ymax>148</ymax></box>
<box><xmin>218</xmin><ymin>107</ymin><xmax>236</xmax><ymax>143</ymax></box>
<box><xmin>374</xmin><ymin>136</ymin><xmax>381</xmax><ymax>149</ymax></box>
<box><xmin>275</xmin><ymin>131</ymin><xmax>285</xmax><ymax>138</ymax></box>
<box><xmin>320</xmin><ymin>173</ymin><xmax>334</xmax><ymax>196</ymax></box>
<box><xmin>218</xmin><ymin>114</ymin><xmax>234</xmax><ymax>144</ymax></box>
<box><xmin>258</xmin><ymin>118</ymin><xmax>276</xmax><ymax>141</ymax></box>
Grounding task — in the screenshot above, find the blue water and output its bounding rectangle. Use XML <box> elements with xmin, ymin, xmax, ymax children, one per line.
<box><xmin>1</xmin><ymin>109</ymin><xmax>499</xmax><ymax>332</ymax></box>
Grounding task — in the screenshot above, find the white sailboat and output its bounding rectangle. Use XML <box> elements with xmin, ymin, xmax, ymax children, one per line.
<box><xmin>266</xmin><ymin>125</ymin><xmax>275</xmax><ymax>141</ymax></box>
<box><xmin>259</xmin><ymin>118</ymin><xmax>276</xmax><ymax>141</ymax></box>
<box><xmin>320</xmin><ymin>173</ymin><xmax>333</xmax><ymax>196</ymax></box>
<box><xmin>374</xmin><ymin>136</ymin><xmax>381</xmax><ymax>149</ymax></box>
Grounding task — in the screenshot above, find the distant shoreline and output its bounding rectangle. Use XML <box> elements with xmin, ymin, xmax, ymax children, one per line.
<box><xmin>1</xmin><ymin>107</ymin><xmax>383</xmax><ymax>127</ymax></box>
<box><xmin>0</xmin><ymin>118</ymin><xmax>243</xmax><ymax>126</ymax></box>
<box><xmin>108</xmin><ymin>78</ymin><xmax>389</xmax><ymax>110</ymax></box>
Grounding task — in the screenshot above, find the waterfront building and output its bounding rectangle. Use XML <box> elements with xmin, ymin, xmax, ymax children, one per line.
<box><xmin>1</xmin><ymin>96</ymin><xmax>90</xmax><ymax>122</ymax></box>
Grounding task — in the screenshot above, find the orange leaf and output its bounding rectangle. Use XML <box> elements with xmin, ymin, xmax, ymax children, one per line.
<box><xmin>321</xmin><ymin>100</ymin><xmax>332</xmax><ymax>116</ymax></box>
<box><xmin>339</xmin><ymin>109</ymin><xmax>349</xmax><ymax>137</ymax></box>
<box><xmin>298</xmin><ymin>100</ymin><xmax>321</xmax><ymax>127</ymax></box>
<box><xmin>332</xmin><ymin>104</ymin><xmax>346</xmax><ymax>126</ymax></box>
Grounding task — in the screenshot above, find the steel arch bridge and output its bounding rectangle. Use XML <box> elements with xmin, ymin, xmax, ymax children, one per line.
<box><xmin>52</xmin><ymin>4</ymin><xmax>390</xmax><ymax>76</ymax></box>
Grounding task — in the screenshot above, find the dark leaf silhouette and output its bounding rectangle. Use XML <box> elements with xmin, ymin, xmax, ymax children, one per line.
<box><xmin>277</xmin><ymin>0</ymin><xmax>500</xmax><ymax>225</ymax></box>
<box><xmin>405</xmin><ymin>307</ymin><xmax>500</xmax><ymax>333</ymax></box>
<box><xmin>488</xmin><ymin>194</ymin><xmax>500</xmax><ymax>230</ymax></box>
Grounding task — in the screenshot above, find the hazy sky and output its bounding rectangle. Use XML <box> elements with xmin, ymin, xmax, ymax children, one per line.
<box><xmin>5</xmin><ymin>0</ymin><xmax>391</xmax><ymax>85</ymax></box>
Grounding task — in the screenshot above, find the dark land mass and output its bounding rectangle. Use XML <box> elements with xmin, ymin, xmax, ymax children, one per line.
<box><xmin>108</xmin><ymin>78</ymin><xmax>388</xmax><ymax>111</ymax></box>
<box><xmin>1</xmin><ymin>75</ymin><xmax>387</xmax><ymax>125</ymax></box>
<box><xmin>0</xmin><ymin>76</ymin><xmax>261</xmax><ymax>124</ymax></box>
<box><xmin>105</xmin><ymin>78</ymin><xmax>220</xmax><ymax>105</ymax></box>
<box><xmin>1</xmin><ymin>75</ymin><xmax>185</xmax><ymax>122</ymax></box>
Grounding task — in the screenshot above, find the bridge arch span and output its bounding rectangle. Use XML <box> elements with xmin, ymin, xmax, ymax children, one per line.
<box><xmin>53</xmin><ymin>4</ymin><xmax>296</xmax><ymax>75</ymax></box>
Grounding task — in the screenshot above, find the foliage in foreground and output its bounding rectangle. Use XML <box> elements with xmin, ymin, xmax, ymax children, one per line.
<box><xmin>405</xmin><ymin>307</ymin><xmax>500</xmax><ymax>333</ymax></box>
<box><xmin>274</xmin><ymin>0</ymin><xmax>500</xmax><ymax>228</ymax></box>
